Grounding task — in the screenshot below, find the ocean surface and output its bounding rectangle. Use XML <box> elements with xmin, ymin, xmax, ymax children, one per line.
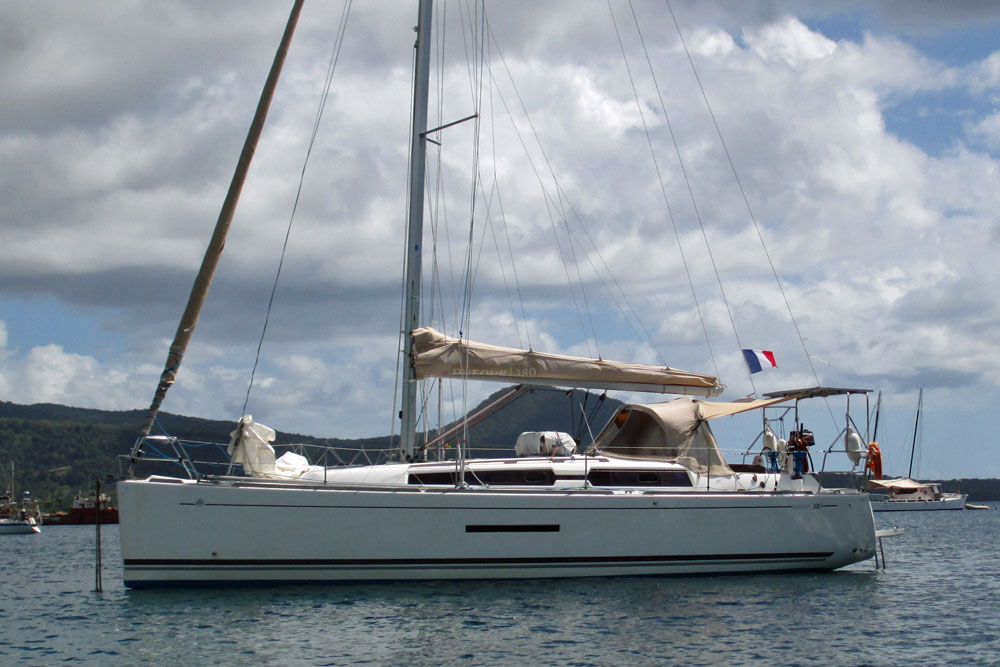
<box><xmin>2</xmin><ymin>506</ymin><xmax>999</xmax><ymax>666</ymax></box>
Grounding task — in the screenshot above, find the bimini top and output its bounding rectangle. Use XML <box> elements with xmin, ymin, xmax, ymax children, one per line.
<box><xmin>867</xmin><ymin>478</ymin><xmax>934</xmax><ymax>491</ymax></box>
<box><xmin>411</xmin><ymin>327</ymin><xmax>723</xmax><ymax>396</ymax></box>
<box><xmin>592</xmin><ymin>395</ymin><xmax>793</xmax><ymax>475</ymax></box>
<box><xmin>763</xmin><ymin>386</ymin><xmax>871</xmax><ymax>399</ymax></box>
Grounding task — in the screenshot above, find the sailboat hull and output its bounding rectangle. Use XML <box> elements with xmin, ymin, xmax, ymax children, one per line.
<box><xmin>870</xmin><ymin>494</ymin><xmax>967</xmax><ymax>511</ymax></box>
<box><xmin>0</xmin><ymin>519</ymin><xmax>41</xmax><ymax>535</ymax></box>
<box><xmin>119</xmin><ymin>477</ymin><xmax>875</xmax><ymax>587</ymax></box>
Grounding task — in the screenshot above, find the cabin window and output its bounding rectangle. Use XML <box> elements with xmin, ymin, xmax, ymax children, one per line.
<box><xmin>408</xmin><ymin>469</ymin><xmax>555</xmax><ymax>486</ymax></box>
<box><xmin>586</xmin><ymin>470</ymin><xmax>692</xmax><ymax>487</ymax></box>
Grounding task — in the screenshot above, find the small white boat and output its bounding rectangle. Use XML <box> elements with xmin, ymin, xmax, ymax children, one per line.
<box><xmin>1</xmin><ymin>464</ymin><xmax>42</xmax><ymax>534</ymax></box>
<box><xmin>868</xmin><ymin>478</ymin><xmax>967</xmax><ymax>512</ymax></box>
<box><xmin>866</xmin><ymin>389</ymin><xmax>966</xmax><ymax>512</ymax></box>
<box><xmin>0</xmin><ymin>514</ymin><xmax>42</xmax><ymax>535</ymax></box>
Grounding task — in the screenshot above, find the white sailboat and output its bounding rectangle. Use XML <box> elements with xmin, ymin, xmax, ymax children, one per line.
<box><xmin>0</xmin><ymin>463</ymin><xmax>42</xmax><ymax>535</ymax></box>
<box><xmin>118</xmin><ymin>0</ymin><xmax>876</xmax><ymax>587</ymax></box>
<box><xmin>868</xmin><ymin>478</ymin><xmax>966</xmax><ymax>511</ymax></box>
<box><xmin>868</xmin><ymin>389</ymin><xmax>966</xmax><ymax>512</ymax></box>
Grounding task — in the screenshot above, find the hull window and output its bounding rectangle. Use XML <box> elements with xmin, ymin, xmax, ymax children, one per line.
<box><xmin>408</xmin><ymin>469</ymin><xmax>556</xmax><ymax>486</ymax></box>
<box><xmin>586</xmin><ymin>470</ymin><xmax>692</xmax><ymax>487</ymax></box>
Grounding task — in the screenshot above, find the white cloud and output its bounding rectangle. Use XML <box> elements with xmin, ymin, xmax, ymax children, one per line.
<box><xmin>967</xmin><ymin>112</ymin><xmax>1000</xmax><ymax>150</ymax></box>
<box><xmin>683</xmin><ymin>28</ymin><xmax>737</xmax><ymax>58</ymax></box>
<box><xmin>743</xmin><ymin>16</ymin><xmax>836</xmax><ymax>67</ymax></box>
<box><xmin>0</xmin><ymin>339</ymin><xmax>145</xmax><ymax>410</ymax></box>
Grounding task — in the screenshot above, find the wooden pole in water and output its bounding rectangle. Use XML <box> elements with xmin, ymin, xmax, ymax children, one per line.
<box><xmin>95</xmin><ymin>478</ymin><xmax>103</xmax><ymax>593</ymax></box>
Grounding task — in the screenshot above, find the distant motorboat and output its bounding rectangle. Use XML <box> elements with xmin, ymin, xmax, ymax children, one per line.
<box><xmin>868</xmin><ymin>478</ymin><xmax>966</xmax><ymax>512</ymax></box>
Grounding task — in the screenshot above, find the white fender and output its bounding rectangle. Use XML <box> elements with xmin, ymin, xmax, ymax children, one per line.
<box><xmin>781</xmin><ymin>438</ymin><xmax>795</xmax><ymax>473</ymax></box>
<box><xmin>763</xmin><ymin>427</ymin><xmax>777</xmax><ymax>451</ymax></box>
<box><xmin>845</xmin><ymin>429</ymin><xmax>864</xmax><ymax>466</ymax></box>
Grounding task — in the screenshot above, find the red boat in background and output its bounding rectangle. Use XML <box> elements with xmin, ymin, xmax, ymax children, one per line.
<box><xmin>45</xmin><ymin>491</ymin><xmax>119</xmax><ymax>526</ymax></box>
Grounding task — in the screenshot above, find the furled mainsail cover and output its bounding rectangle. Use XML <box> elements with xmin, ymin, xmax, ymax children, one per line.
<box><xmin>411</xmin><ymin>327</ymin><xmax>722</xmax><ymax>395</ymax></box>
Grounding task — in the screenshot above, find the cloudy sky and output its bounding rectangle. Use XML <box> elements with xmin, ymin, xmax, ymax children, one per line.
<box><xmin>3</xmin><ymin>0</ymin><xmax>1000</xmax><ymax>479</ymax></box>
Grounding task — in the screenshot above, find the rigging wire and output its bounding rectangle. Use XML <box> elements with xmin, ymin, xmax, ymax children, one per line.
<box><xmin>424</xmin><ymin>0</ymin><xmax>450</xmax><ymax>443</ymax></box>
<box><xmin>458</xmin><ymin>0</ymin><xmax>487</xmax><ymax>467</ymax></box>
<box><xmin>479</xmin><ymin>19</ymin><xmax>604</xmax><ymax>360</ymax></box>
<box><xmin>561</xmin><ymin>201</ymin><xmax>603</xmax><ymax>359</ymax></box>
<box><xmin>432</xmin><ymin>3</ymin><xmax>463</xmax><ymax>437</ymax></box>
<box><xmin>618</xmin><ymin>0</ymin><xmax>750</xmax><ymax>390</ymax></box>
<box><xmin>607</xmin><ymin>0</ymin><xmax>720</xmax><ymax>379</ymax></box>
<box><xmin>485</xmin><ymin>183</ymin><xmax>527</xmax><ymax>350</ymax></box>
<box><xmin>242</xmin><ymin>0</ymin><xmax>353</xmax><ymax>418</ymax></box>
<box><xmin>665</xmin><ymin>0</ymin><xmax>828</xmax><ymax>404</ymax></box>
<box><xmin>482</xmin><ymin>18</ymin><xmax>671</xmax><ymax>367</ymax></box>
<box><xmin>481</xmin><ymin>27</ymin><xmax>531</xmax><ymax>351</ymax></box>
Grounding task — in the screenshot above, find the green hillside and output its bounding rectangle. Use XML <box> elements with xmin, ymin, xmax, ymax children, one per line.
<box><xmin>0</xmin><ymin>386</ymin><xmax>620</xmax><ymax>511</ymax></box>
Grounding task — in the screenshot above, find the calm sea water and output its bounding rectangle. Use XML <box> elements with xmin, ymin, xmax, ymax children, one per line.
<box><xmin>2</xmin><ymin>507</ymin><xmax>999</xmax><ymax>666</ymax></box>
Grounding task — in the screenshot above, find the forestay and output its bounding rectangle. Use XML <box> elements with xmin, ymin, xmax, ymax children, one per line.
<box><xmin>411</xmin><ymin>327</ymin><xmax>723</xmax><ymax>396</ymax></box>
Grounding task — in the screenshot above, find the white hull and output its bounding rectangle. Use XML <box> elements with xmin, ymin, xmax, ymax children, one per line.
<box><xmin>119</xmin><ymin>476</ymin><xmax>876</xmax><ymax>587</ymax></box>
<box><xmin>870</xmin><ymin>494</ymin><xmax>967</xmax><ymax>512</ymax></box>
<box><xmin>0</xmin><ymin>519</ymin><xmax>40</xmax><ymax>534</ymax></box>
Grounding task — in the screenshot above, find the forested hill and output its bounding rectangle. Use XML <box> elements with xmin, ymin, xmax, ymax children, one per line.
<box><xmin>0</xmin><ymin>386</ymin><xmax>621</xmax><ymax>511</ymax></box>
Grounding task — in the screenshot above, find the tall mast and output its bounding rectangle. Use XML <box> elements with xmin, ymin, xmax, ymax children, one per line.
<box><xmin>907</xmin><ymin>387</ymin><xmax>923</xmax><ymax>479</ymax></box>
<box><xmin>400</xmin><ymin>0</ymin><xmax>433</xmax><ymax>460</ymax></box>
<box><xmin>871</xmin><ymin>390</ymin><xmax>881</xmax><ymax>441</ymax></box>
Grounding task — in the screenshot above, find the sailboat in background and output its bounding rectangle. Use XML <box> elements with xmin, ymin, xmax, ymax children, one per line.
<box><xmin>868</xmin><ymin>389</ymin><xmax>966</xmax><ymax>512</ymax></box>
<box><xmin>0</xmin><ymin>463</ymin><xmax>42</xmax><ymax>535</ymax></box>
<box><xmin>117</xmin><ymin>0</ymin><xmax>876</xmax><ymax>587</ymax></box>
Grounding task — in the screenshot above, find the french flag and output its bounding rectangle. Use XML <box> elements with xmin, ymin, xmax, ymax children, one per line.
<box><xmin>742</xmin><ymin>349</ymin><xmax>777</xmax><ymax>374</ymax></box>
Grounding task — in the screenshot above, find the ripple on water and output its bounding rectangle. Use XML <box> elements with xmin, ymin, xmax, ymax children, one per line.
<box><xmin>2</xmin><ymin>514</ymin><xmax>1000</xmax><ymax>664</ymax></box>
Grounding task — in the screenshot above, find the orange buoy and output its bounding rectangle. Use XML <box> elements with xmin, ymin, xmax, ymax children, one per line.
<box><xmin>865</xmin><ymin>442</ymin><xmax>883</xmax><ymax>479</ymax></box>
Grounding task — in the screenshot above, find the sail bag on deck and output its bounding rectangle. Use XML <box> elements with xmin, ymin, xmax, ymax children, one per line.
<box><xmin>227</xmin><ymin>416</ymin><xmax>277</xmax><ymax>476</ymax></box>
<box><xmin>227</xmin><ymin>416</ymin><xmax>322</xmax><ymax>479</ymax></box>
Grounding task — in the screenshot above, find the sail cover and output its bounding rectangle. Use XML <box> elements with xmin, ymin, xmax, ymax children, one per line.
<box><xmin>227</xmin><ymin>415</ymin><xmax>277</xmax><ymax>476</ymax></box>
<box><xmin>866</xmin><ymin>478</ymin><xmax>931</xmax><ymax>491</ymax></box>
<box><xmin>591</xmin><ymin>396</ymin><xmax>794</xmax><ymax>474</ymax></box>
<box><xmin>411</xmin><ymin>328</ymin><xmax>722</xmax><ymax>396</ymax></box>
